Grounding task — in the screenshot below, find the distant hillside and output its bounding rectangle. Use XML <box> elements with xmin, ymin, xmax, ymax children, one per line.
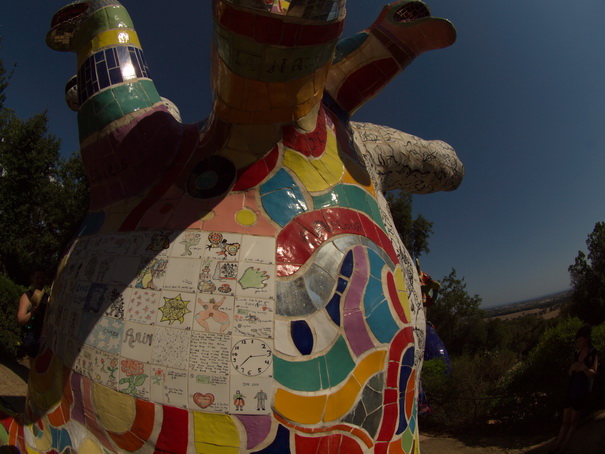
<box><xmin>484</xmin><ymin>289</ymin><xmax>572</xmax><ymax>319</ymax></box>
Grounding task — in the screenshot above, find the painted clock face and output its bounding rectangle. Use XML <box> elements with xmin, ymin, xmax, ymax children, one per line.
<box><xmin>230</xmin><ymin>338</ymin><xmax>273</xmax><ymax>376</ymax></box>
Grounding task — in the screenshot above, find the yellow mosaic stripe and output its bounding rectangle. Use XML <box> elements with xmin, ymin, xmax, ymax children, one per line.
<box><xmin>93</xmin><ymin>384</ymin><xmax>136</xmax><ymax>433</ymax></box>
<box><xmin>393</xmin><ymin>267</ymin><xmax>411</xmax><ymax>323</ymax></box>
<box><xmin>77</xmin><ymin>29</ymin><xmax>141</xmax><ymax>65</ymax></box>
<box><xmin>193</xmin><ymin>412</ymin><xmax>239</xmax><ymax>454</ymax></box>
<box><xmin>283</xmin><ymin>128</ymin><xmax>344</xmax><ymax>192</ymax></box>
<box><xmin>274</xmin><ymin>350</ymin><xmax>387</xmax><ymax>424</ymax></box>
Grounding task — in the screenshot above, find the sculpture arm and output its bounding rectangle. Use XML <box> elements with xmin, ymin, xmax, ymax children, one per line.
<box><xmin>351</xmin><ymin>121</ymin><xmax>463</xmax><ymax>194</ymax></box>
<box><xmin>325</xmin><ymin>0</ymin><xmax>456</xmax><ymax>116</ymax></box>
<box><xmin>46</xmin><ymin>0</ymin><xmax>187</xmax><ymax>210</ymax></box>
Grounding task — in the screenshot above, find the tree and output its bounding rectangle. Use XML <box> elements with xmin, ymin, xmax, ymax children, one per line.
<box><xmin>429</xmin><ymin>268</ymin><xmax>484</xmax><ymax>355</ymax></box>
<box><xmin>567</xmin><ymin>222</ymin><xmax>605</xmax><ymax>324</ymax></box>
<box><xmin>0</xmin><ymin>54</ymin><xmax>88</xmax><ymax>284</ymax></box>
<box><xmin>386</xmin><ymin>191</ymin><xmax>433</xmax><ymax>258</ymax></box>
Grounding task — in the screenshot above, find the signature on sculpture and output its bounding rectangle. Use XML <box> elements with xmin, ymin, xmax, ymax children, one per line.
<box><xmin>0</xmin><ymin>1</ymin><xmax>462</xmax><ymax>453</ymax></box>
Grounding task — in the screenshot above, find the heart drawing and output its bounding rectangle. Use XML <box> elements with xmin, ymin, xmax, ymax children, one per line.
<box><xmin>193</xmin><ymin>393</ymin><xmax>215</xmax><ymax>409</ymax></box>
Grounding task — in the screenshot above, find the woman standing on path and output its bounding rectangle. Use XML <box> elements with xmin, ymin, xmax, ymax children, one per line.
<box><xmin>17</xmin><ymin>270</ymin><xmax>48</xmax><ymax>358</ymax></box>
<box><xmin>551</xmin><ymin>324</ymin><xmax>599</xmax><ymax>453</ymax></box>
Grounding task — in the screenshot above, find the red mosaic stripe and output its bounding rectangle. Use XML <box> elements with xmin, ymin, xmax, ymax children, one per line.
<box><xmin>213</xmin><ymin>0</ymin><xmax>344</xmax><ymax>47</ymax></box>
<box><xmin>276</xmin><ymin>208</ymin><xmax>398</xmax><ymax>277</ymax></box>
<box><xmin>155</xmin><ymin>405</ymin><xmax>189</xmax><ymax>454</ymax></box>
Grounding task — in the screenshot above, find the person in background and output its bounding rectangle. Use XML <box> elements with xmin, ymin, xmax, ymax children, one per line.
<box><xmin>17</xmin><ymin>270</ymin><xmax>48</xmax><ymax>358</ymax></box>
<box><xmin>551</xmin><ymin>324</ymin><xmax>599</xmax><ymax>453</ymax></box>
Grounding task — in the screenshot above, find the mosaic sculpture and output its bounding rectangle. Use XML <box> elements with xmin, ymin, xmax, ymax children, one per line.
<box><xmin>0</xmin><ymin>0</ymin><xmax>463</xmax><ymax>452</ymax></box>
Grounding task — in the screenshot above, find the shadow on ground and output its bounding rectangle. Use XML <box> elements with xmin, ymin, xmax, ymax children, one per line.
<box><xmin>524</xmin><ymin>410</ymin><xmax>605</xmax><ymax>454</ymax></box>
<box><xmin>0</xmin><ymin>358</ymin><xmax>29</xmax><ymax>413</ymax></box>
<box><xmin>422</xmin><ymin>410</ymin><xmax>605</xmax><ymax>454</ymax></box>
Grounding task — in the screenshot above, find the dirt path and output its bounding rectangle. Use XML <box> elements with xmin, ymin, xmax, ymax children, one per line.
<box><xmin>1</xmin><ymin>359</ymin><xmax>603</xmax><ymax>453</ymax></box>
<box><xmin>0</xmin><ymin>358</ymin><xmax>29</xmax><ymax>414</ymax></box>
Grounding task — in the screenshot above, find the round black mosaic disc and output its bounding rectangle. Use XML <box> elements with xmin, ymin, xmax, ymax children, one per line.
<box><xmin>187</xmin><ymin>155</ymin><xmax>236</xmax><ymax>199</ymax></box>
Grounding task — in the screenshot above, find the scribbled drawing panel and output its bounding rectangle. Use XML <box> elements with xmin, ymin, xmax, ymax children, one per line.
<box><xmin>189</xmin><ymin>331</ymin><xmax>230</xmax><ymax>376</ymax></box>
<box><xmin>202</xmin><ymin>231</ymin><xmax>243</xmax><ymax>261</ymax></box>
<box><xmin>93</xmin><ymin>350</ymin><xmax>120</xmax><ymax>390</ymax></box>
<box><xmin>104</xmin><ymin>286</ymin><xmax>128</xmax><ymax>320</ymax></box>
<box><xmin>189</xmin><ymin>373</ymin><xmax>229</xmax><ymax>413</ymax></box>
<box><xmin>152</xmin><ymin>326</ymin><xmax>191</xmax><ymax>370</ymax></box>
<box><xmin>229</xmin><ymin>376</ymin><xmax>273</xmax><ymax>414</ymax></box>
<box><xmin>150</xmin><ymin>365</ymin><xmax>166</xmax><ymax>403</ymax></box>
<box><xmin>72</xmin><ymin>281</ymin><xmax>91</xmax><ymax>310</ymax></box>
<box><xmin>193</xmin><ymin>295</ymin><xmax>234</xmax><ymax>334</ymax></box>
<box><xmin>236</xmin><ymin>262</ymin><xmax>275</xmax><ymax>298</ymax></box>
<box><xmin>162</xmin><ymin>368</ymin><xmax>189</xmax><ymax>408</ymax></box>
<box><xmin>133</xmin><ymin>257</ymin><xmax>169</xmax><ymax>291</ymax></box>
<box><xmin>230</xmin><ymin>337</ymin><xmax>273</xmax><ymax>379</ymax></box>
<box><xmin>126</xmin><ymin>288</ymin><xmax>160</xmax><ymax>324</ymax></box>
<box><xmin>233</xmin><ymin>297</ymin><xmax>275</xmax><ymax>338</ymax></box>
<box><xmin>121</xmin><ymin>321</ymin><xmax>155</xmax><ymax>363</ymax></box>
<box><xmin>171</xmin><ymin>230</ymin><xmax>205</xmax><ymax>258</ymax></box>
<box><xmin>118</xmin><ymin>358</ymin><xmax>151</xmax><ymax>400</ymax></box>
<box><xmin>105</xmin><ymin>255</ymin><xmax>141</xmax><ymax>287</ymax></box>
<box><xmin>73</xmin><ymin>345</ymin><xmax>96</xmax><ymax>379</ymax></box>
<box><xmin>196</xmin><ymin>258</ymin><xmax>238</xmax><ymax>296</ymax></box>
<box><xmin>157</xmin><ymin>291</ymin><xmax>195</xmax><ymax>329</ymax></box>
<box><xmin>83</xmin><ymin>315</ymin><xmax>124</xmax><ymax>354</ymax></box>
<box><xmin>162</xmin><ymin>257</ymin><xmax>202</xmax><ymax>293</ymax></box>
<box><xmin>139</xmin><ymin>231</ymin><xmax>174</xmax><ymax>258</ymax></box>
<box><xmin>239</xmin><ymin>235</ymin><xmax>276</xmax><ymax>264</ymax></box>
<box><xmin>83</xmin><ymin>283</ymin><xmax>109</xmax><ymax>314</ymax></box>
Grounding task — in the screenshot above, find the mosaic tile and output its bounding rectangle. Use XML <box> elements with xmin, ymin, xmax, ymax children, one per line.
<box><xmin>290</xmin><ymin>320</ymin><xmax>313</xmax><ymax>355</ymax></box>
<box><xmin>308</xmin><ymin>310</ymin><xmax>339</xmax><ymax>352</ymax></box>
<box><xmin>276</xmin><ymin>278</ymin><xmax>316</xmax><ymax>316</ymax></box>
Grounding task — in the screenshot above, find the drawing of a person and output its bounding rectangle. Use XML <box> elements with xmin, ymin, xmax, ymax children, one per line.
<box><xmin>254</xmin><ymin>389</ymin><xmax>268</xmax><ymax>411</ymax></box>
<box><xmin>233</xmin><ymin>390</ymin><xmax>245</xmax><ymax>411</ymax></box>
<box><xmin>195</xmin><ymin>296</ymin><xmax>230</xmax><ymax>332</ymax></box>
<box><xmin>135</xmin><ymin>258</ymin><xmax>168</xmax><ymax>290</ymax></box>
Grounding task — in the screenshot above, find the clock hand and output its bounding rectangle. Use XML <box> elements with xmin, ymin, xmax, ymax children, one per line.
<box><xmin>239</xmin><ymin>355</ymin><xmax>252</xmax><ymax>366</ymax></box>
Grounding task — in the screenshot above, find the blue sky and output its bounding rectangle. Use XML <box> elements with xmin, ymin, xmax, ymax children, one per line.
<box><xmin>2</xmin><ymin>0</ymin><xmax>605</xmax><ymax>307</ymax></box>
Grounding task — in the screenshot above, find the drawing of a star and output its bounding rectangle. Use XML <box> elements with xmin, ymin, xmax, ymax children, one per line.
<box><xmin>159</xmin><ymin>294</ymin><xmax>191</xmax><ymax>325</ymax></box>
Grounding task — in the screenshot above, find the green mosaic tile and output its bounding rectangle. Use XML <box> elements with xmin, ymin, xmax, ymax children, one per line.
<box><xmin>273</xmin><ymin>355</ymin><xmax>322</xmax><ymax>392</ymax></box>
<box><xmin>78</xmin><ymin>80</ymin><xmax>160</xmax><ymax>139</ymax></box>
<box><xmin>76</xmin><ymin>6</ymin><xmax>135</xmax><ymax>45</ymax></box>
<box><xmin>324</xmin><ymin>336</ymin><xmax>355</xmax><ymax>387</ymax></box>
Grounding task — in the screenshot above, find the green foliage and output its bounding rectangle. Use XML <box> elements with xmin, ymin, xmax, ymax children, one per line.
<box><xmin>0</xmin><ymin>55</ymin><xmax>7</xmax><ymax>111</ymax></box>
<box><xmin>429</xmin><ymin>268</ymin><xmax>484</xmax><ymax>355</ymax></box>
<box><xmin>386</xmin><ymin>191</ymin><xmax>433</xmax><ymax>258</ymax></box>
<box><xmin>421</xmin><ymin>351</ymin><xmax>517</xmax><ymax>432</ymax></box>
<box><xmin>0</xmin><ymin>84</ymin><xmax>88</xmax><ymax>285</ymax></box>
<box><xmin>568</xmin><ymin>222</ymin><xmax>605</xmax><ymax>324</ymax></box>
<box><xmin>494</xmin><ymin>317</ymin><xmax>605</xmax><ymax>425</ymax></box>
<box><xmin>0</xmin><ymin>274</ymin><xmax>26</xmax><ymax>359</ymax></box>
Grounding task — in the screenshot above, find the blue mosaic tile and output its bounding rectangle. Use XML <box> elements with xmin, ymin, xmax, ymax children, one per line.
<box><xmin>291</xmin><ymin>320</ymin><xmax>314</xmax><ymax>355</ymax></box>
<box><xmin>325</xmin><ymin>293</ymin><xmax>341</xmax><ymax>326</ymax></box>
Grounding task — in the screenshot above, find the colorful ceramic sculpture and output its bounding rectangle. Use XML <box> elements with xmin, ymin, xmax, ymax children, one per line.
<box><xmin>0</xmin><ymin>1</ymin><xmax>463</xmax><ymax>452</ymax></box>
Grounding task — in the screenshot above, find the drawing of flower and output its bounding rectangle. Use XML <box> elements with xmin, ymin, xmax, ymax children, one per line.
<box><xmin>152</xmin><ymin>368</ymin><xmax>165</xmax><ymax>385</ymax></box>
<box><xmin>106</xmin><ymin>358</ymin><xmax>118</xmax><ymax>380</ymax></box>
<box><xmin>119</xmin><ymin>359</ymin><xmax>148</xmax><ymax>397</ymax></box>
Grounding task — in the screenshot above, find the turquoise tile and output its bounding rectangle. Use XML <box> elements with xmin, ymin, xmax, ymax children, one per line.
<box><xmin>273</xmin><ymin>356</ymin><xmax>322</xmax><ymax>392</ymax></box>
<box><xmin>324</xmin><ymin>336</ymin><xmax>355</xmax><ymax>387</ymax></box>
